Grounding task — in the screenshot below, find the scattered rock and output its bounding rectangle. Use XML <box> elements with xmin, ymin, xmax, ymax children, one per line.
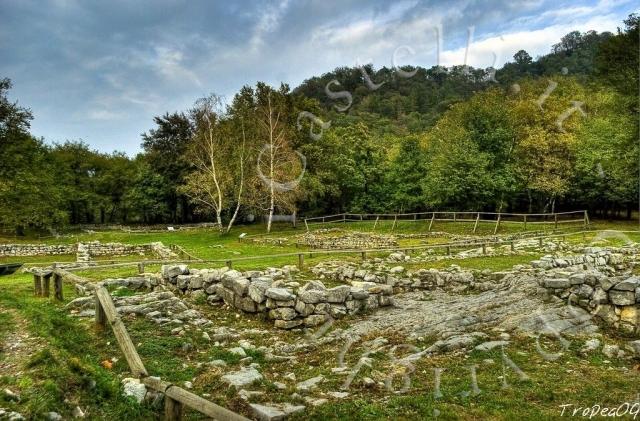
<box><xmin>296</xmin><ymin>375</ymin><xmax>324</xmax><ymax>392</ymax></box>
<box><xmin>122</xmin><ymin>378</ymin><xmax>147</xmax><ymax>404</ymax></box>
<box><xmin>221</xmin><ymin>367</ymin><xmax>263</xmax><ymax>388</ymax></box>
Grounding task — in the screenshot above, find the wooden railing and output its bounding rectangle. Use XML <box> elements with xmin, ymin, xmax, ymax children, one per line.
<box><xmin>47</xmin><ymin>228</ymin><xmax>618</xmax><ymax>274</ymax></box>
<box><xmin>303</xmin><ymin>210</ymin><xmax>589</xmax><ymax>234</ymax></box>
<box><xmin>35</xmin><ymin>269</ymin><xmax>249</xmax><ymax>421</ymax></box>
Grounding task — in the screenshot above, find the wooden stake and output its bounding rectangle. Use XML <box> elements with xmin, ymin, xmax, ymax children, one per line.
<box><xmin>164</xmin><ymin>396</ymin><xmax>183</xmax><ymax>421</ymax></box>
<box><xmin>34</xmin><ymin>274</ymin><xmax>42</xmax><ymax>296</ymax></box>
<box><xmin>226</xmin><ymin>260</ymin><xmax>233</xmax><ymax>269</ymax></box>
<box><xmin>473</xmin><ymin>213</ymin><xmax>480</xmax><ymax>234</ymax></box>
<box><xmin>43</xmin><ymin>274</ymin><xmax>50</xmax><ymax>297</ymax></box>
<box><xmin>493</xmin><ymin>213</ymin><xmax>501</xmax><ymax>235</ymax></box>
<box><xmin>54</xmin><ymin>274</ymin><xmax>63</xmax><ymax>301</ymax></box>
<box><xmin>428</xmin><ymin>213</ymin><xmax>435</xmax><ymax>232</ymax></box>
<box><xmin>95</xmin><ymin>295</ymin><xmax>107</xmax><ymax>329</ymax></box>
<box><xmin>391</xmin><ymin>215</ymin><xmax>397</xmax><ymax>231</ymax></box>
<box><xmin>373</xmin><ymin>216</ymin><xmax>379</xmax><ymax>230</ymax></box>
<box><xmin>298</xmin><ymin>253</ymin><xmax>304</xmax><ymax>270</ymax></box>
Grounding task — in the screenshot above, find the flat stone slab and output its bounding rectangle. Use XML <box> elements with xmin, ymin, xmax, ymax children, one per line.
<box><xmin>221</xmin><ymin>367</ymin><xmax>263</xmax><ymax>388</ymax></box>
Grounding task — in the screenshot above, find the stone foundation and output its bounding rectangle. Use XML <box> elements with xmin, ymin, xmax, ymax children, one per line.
<box><xmin>160</xmin><ymin>264</ymin><xmax>394</xmax><ymax>329</ymax></box>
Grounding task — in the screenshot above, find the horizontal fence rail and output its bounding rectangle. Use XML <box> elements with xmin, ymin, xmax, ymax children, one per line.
<box><xmin>303</xmin><ymin>210</ymin><xmax>589</xmax><ymax>234</ymax></box>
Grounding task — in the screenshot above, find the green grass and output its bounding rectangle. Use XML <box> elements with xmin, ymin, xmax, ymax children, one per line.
<box><xmin>293</xmin><ymin>335</ymin><xmax>639</xmax><ymax>420</ymax></box>
<box><xmin>0</xmin><ymin>273</ymin><xmax>157</xmax><ymax>420</ymax></box>
<box><xmin>1</xmin><ymin>220</ymin><xmax>639</xmax><ymax>419</ymax></box>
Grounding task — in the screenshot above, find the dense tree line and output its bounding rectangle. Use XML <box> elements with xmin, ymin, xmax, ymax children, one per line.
<box><xmin>0</xmin><ymin>15</ymin><xmax>637</xmax><ymax>234</ymax></box>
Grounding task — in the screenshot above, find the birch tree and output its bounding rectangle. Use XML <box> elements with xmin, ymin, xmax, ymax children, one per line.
<box><xmin>255</xmin><ymin>84</ymin><xmax>303</xmax><ymax>233</ymax></box>
<box><xmin>181</xmin><ymin>94</ymin><xmax>248</xmax><ymax>233</ymax></box>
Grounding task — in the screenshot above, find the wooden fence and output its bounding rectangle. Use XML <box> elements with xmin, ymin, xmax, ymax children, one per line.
<box><xmin>50</xmin><ymin>228</ymin><xmax>611</xmax><ymax>274</ymax></box>
<box><xmin>303</xmin><ymin>210</ymin><xmax>589</xmax><ymax>234</ymax></box>
<box><xmin>34</xmin><ymin>268</ymin><xmax>249</xmax><ymax>421</ymax></box>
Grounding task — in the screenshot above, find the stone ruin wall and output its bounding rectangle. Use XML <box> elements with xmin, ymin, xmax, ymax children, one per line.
<box><xmin>159</xmin><ymin>265</ymin><xmax>394</xmax><ymax>329</ymax></box>
<box><xmin>0</xmin><ymin>241</ymin><xmax>176</xmax><ymax>261</ymax></box>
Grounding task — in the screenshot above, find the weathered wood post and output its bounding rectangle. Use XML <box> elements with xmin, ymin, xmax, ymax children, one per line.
<box><xmin>539</xmin><ymin>238</ymin><xmax>543</xmax><ymax>247</ymax></box>
<box><xmin>95</xmin><ymin>294</ymin><xmax>107</xmax><ymax>329</ymax></box>
<box><xmin>53</xmin><ymin>273</ymin><xmax>63</xmax><ymax>301</ymax></box>
<box><xmin>523</xmin><ymin>214</ymin><xmax>527</xmax><ymax>231</ymax></box>
<box><xmin>446</xmin><ymin>245</ymin><xmax>451</xmax><ymax>255</ymax></box>
<box><xmin>428</xmin><ymin>213</ymin><xmax>435</xmax><ymax>232</ymax></box>
<box><xmin>33</xmin><ymin>274</ymin><xmax>42</xmax><ymax>296</ymax></box>
<box><xmin>583</xmin><ymin>210</ymin><xmax>589</xmax><ymax>228</ymax></box>
<box><xmin>298</xmin><ymin>253</ymin><xmax>304</xmax><ymax>270</ymax></box>
<box><xmin>361</xmin><ymin>251</ymin><xmax>366</xmax><ymax>261</ymax></box>
<box><xmin>165</xmin><ymin>395</ymin><xmax>184</xmax><ymax>421</ymax></box>
<box><xmin>391</xmin><ymin>214</ymin><xmax>398</xmax><ymax>231</ymax></box>
<box><xmin>473</xmin><ymin>212</ymin><xmax>480</xmax><ymax>234</ymax></box>
<box><xmin>137</xmin><ymin>263</ymin><xmax>145</xmax><ymax>274</ymax></box>
<box><xmin>554</xmin><ymin>213</ymin><xmax>558</xmax><ymax>231</ymax></box>
<box><xmin>304</xmin><ymin>219</ymin><xmax>309</xmax><ymax>231</ymax></box>
<box><xmin>42</xmin><ymin>274</ymin><xmax>51</xmax><ymax>297</ymax></box>
<box><xmin>510</xmin><ymin>241</ymin><xmax>515</xmax><ymax>252</ymax></box>
<box><xmin>482</xmin><ymin>244</ymin><xmax>487</xmax><ymax>255</ymax></box>
<box><xmin>226</xmin><ymin>260</ymin><xmax>233</xmax><ymax>269</ymax></box>
<box><xmin>453</xmin><ymin>212</ymin><xmax>457</xmax><ymax>222</ymax></box>
<box><xmin>493</xmin><ymin>213</ymin><xmax>501</xmax><ymax>235</ymax></box>
<box><xmin>373</xmin><ymin>216</ymin><xmax>379</xmax><ymax>230</ymax></box>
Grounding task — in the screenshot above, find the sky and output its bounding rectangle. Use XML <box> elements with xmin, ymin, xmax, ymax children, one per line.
<box><xmin>1</xmin><ymin>0</ymin><xmax>637</xmax><ymax>155</ymax></box>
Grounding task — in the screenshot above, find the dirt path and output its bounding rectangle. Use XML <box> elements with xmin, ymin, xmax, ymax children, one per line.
<box><xmin>0</xmin><ymin>305</ymin><xmax>45</xmax><ymax>378</ymax></box>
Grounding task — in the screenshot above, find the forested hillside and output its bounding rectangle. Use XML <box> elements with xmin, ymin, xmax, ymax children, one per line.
<box><xmin>0</xmin><ymin>14</ymin><xmax>637</xmax><ymax>234</ymax></box>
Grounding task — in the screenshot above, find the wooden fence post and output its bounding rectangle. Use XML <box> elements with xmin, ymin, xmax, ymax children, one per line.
<box><xmin>43</xmin><ymin>274</ymin><xmax>51</xmax><ymax>297</ymax></box>
<box><xmin>493</xmin><ymin>213</ymin><xmax>501</xmax><ymax>235</ymax></box>
<box><xmin>554</xmin><ymin>213</ymin><xmax>558</xmax><ymax>231</ymax></box>
<box><xmin>34</xmin><ymin>274</ymin><xmax>42</xmax><ymax>296</ymax></box>
<box><xmin>446</xmin><ymin>245</ymin><xmax>451</xmax><ymax>255</ymax></box>
<box><xmin>482</xmin><ymin>244</ymin><xmax>487</xmax><ymax>255</ymax></box>
<box><xmin>473</xmin><ymin>213</ymin><xmax>480</xmax><ymax>234</ymax></box>
<box><xmin>137</xmin><ymin>263</ymin><xmax>145</xmax><ymax>274</ymax></box>
<box><xmin>510</xmin><ymin>241</ymin><xmax>515</xmax><ymax>252</ymax></box>
<box><xmin>539</xmin><ymin>238</ymin><xmax>543</xmax><ymax>247</ymax></box>
<box><xmin>453</xmin><ymin>212</ymin><xmax>457</xmax><ymax>222</ymax></box>
<box><xmin>523</xmin><ymin>214</ymin><xmax>527</xmax><ymax>231</ymax></box>
<box><xmin>361</xmin><ymin>251</ymin><xmax>366</xmax><ymax>261</ymax></box>
<box><xmin>304</xmin><ymin>219</ymin><xmax>309</xmax><ymax>231</ymax></box>
<box><xmin>226</xmin><ymin>260</ymin><xmax>233</xmax><ymax>269</ymax></box>
<box><xmin>165</xmin><ymin>395</ymin><xmax>184</xmax><ymax>421</ymax></box>
<box><xmin>298</xmin><ymin>253</ymin><xmax>304</xmax><ymax>270</ymax></box>
<box><xmin>583</xmin><ymin>210</ymin><xmax>589</xmax><ymax>228</ymax></box>
<box><xmin>54</xmin><ymin>273</ymin><xmax>63</xmax><ymax>301</ymax></box>
<box><xmin>428</xmin><ymin>213</ymin><xmax>435</xmax><ymax>232</ymax></box>
<box><xmin>391</xmin><ymin>215</ymin><xmax>398</xmax><ymax>231</ymax></box>
<box><xmin>95</xmin><ymin>294</ymin><xmax>107</xmax><ymax>329</ymax></box>
<box><xmin>373</xmin><ymin>216</ymin><xmax>379</xmax><ymax>230</ymax></box>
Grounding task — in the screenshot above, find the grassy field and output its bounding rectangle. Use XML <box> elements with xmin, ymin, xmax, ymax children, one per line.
<box><xmin>0</xmin><ymin>220</ymin><xmax>639</xmax><ymax>419</ymax></box>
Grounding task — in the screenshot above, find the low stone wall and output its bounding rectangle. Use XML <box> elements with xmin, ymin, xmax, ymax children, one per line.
<box><xmin>0</xmin><ymin>240</ymin><xmax>176</xmax><ymax>261</ymax></box>
<box><xmin>312</xmin><ymin>260</ymin><xmax>497</xmax><ymax>293</ymax></box>
<box><xmin>534</xmin><ymin>248</ymin><xmax>640</xmax><ymax>334</ymax></box>
<box><xmin>0</xmin><ymin>243</ymin><xmax>76</xmax><ymax>257</ymax></box>
<box><xmin>159</xmin><ymin>265</ymin><xmax>394</xmax><ymax>329</ymax></box>
<box><xmin>296</xmin><ymin>229</ymin><xmax>398</xmax><ymax>249</ymax></box>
